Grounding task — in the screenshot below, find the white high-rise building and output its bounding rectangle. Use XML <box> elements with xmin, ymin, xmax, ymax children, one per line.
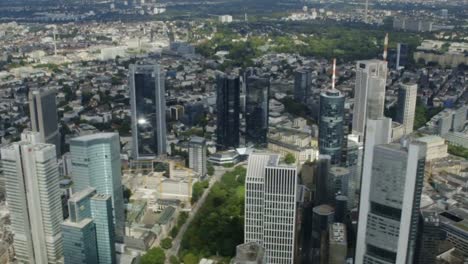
<box><xmin>188</xmin><ymin>137</ymin><xmax>207</xmax><ymax>177</ymax></box>
<box><xmin>352</xmin><ymin>60</ymin><xmax>388</xmax><ymax>139</ymax></box>
<box><xmin>396</xmin><ymin>83</ymin><xmax>418</xmax><ymax>135</ymax></box>
<box><xmin>245</xmin><ymin>153</ymin><xmax>298</xmax><ymax>264</ymax></box>
<box><xmin>356</xmin><ymin>121</ymin><xmax>426</xmax><ymax>264</ymax></box>
<box><xmin>1</xmin><ymin>132</ymin><xmax>63</xmax><ymax>264</ymax></box>
<box><xmin>70</xmin><ymin>133</ymin><xmax>125</xmax><ymax>242</ymax></box>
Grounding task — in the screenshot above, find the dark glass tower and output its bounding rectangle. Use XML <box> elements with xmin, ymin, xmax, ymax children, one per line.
<box><xmin>216</xmin><ymin>73</ymin><xmax>240</xmax><ymax>150</ymax></box>
<box><xmin>245</xmin><ymin>75</ymin><xmax>269</xmax><ymax>146</ymax></box>
<box><xmin>318</xmin><ymin>89</ymin><xmax>345</xmax><ymax>165</ymax></box>
<box><xmin>129</xmin><ymin>64</ymin><xmax>167</xmax><ymax>158</ymax></box>
<box><xmin>294</xmin><ymin>68</ymin><xmax>312</xmax><ymax>104</ymax></box>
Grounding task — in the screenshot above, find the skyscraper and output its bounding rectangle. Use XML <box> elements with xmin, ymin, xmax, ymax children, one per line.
<box><xmin>245</xmin><ymin>75</ymin><xmax>270</xmax><ymax>146</ymax></box>
<box><xmin>355</xmin><ymin>141</ymin><xmax>426</xmax><ymax>264</ymax></box>
<box><xmin>245</xmin><ymin>153</ymin><xmax>298</xmax><ymax>264</ymax></box>
<box><xmin>396</xmin><ymin>43</ymin><xmax>409</xmax><ymax>69</ymax></box>
<box><xmin>188</xmin><ymin>136</ymin><xmax>207</xmax><ymax>177</ymax></box>
<box><xmin>70</xmin><ymin>133</ymin><xmax>125</xmax><ymax>242</ymax></box>
<box><xmin>318</xmin><ymin>89</ymin><xmax>345</xmax><ymax>165</ymax></box>
<box><xmin>1</xmin><ymin>132</ymin><xmax>63</xmax><ymax>264</ymax></box>
<box><xmin>129</xmin><ymin>64</ymin><xmax>167</xmax><ymax>158</ymax></box>
<box><xmin>352</xmin><ymin>60</ymin><xmax>387</xmax><ymax>138</ymax></box>
<box><xmin>328</xmin><ymin>223</ymin><xmax>347</xmax><ymax>264</ymax></box>
<box><xmin>311</xmin><ymin>204</ymin><xmax>335</xmax><ymax>263</ymax></box>
<box><xmin>294</xmin><ymin>69</ymin><xmax>312</xmax><ymax>104</ymax></box>
<box><xmin>91</xmin><ymin>194</ymin><xmax>117</xmax><ymax>264</ymax></box>
<box><xmin>216</xmin><ymin>72</ymin><xmax>240</xmax><ymax>150</ymax></box>
<box><xmin>29</xmin><ymin>89</ymin><xmax>61</xmax><ymax>156</ymax></box>
<box><xmin>396</xmin><ymin>82</ymin><xmax>418</xmax><ymax>135</ymax></box>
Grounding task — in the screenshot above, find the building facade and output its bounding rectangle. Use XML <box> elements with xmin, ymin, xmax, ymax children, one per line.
<box><xmin>129</xmin><ymin>64</ymin><xmax>167</xmax><ymax>158</ymax></box>
<box><xmin>216</xmin><ymin>72</ymin><xmax>240</xmax><ymax>150</ymax></box>
<box><xmin>245</xmin><ymin>75</ymin><xmax>270</xmax><ymax>146</ymax></box>
<box><xmin>245</xmin><ymin>153</ymin><xmax>298</xmax><ymax>264</ymax></box>
<box><xmin>352</xmin><ymin>60</ymin><xmax>387</xmax><ymax>138</ymax></box>
<box><xmin>29</xmin><ymin>89</ymin><xmax>61</xmax><ymax>156</ymax></box>
<box><xmin>62</xmin><ymin>218</ymin><xmax>98</xmax><ymax>264</ymax></box>
<box><xmin>1</xmin><ymin>132</ymin><xmax>63</xmax><ymax>264</ymax></box>
<box><xmin>70</xmin><ymin>133</ymin><xmax>125</xmax><ymax>242</ymax></box>
<box><xmin>318</xmin><ymin>89</ymin><xmax>345</xmax><ymax>165</ymax></box>
<box><xmin>294</xmin><ymin>69</ymin><xmax>312</xmax><ymax>104</ymax></box>
<box><xmin>188</xmin><ymin>136</ymin><xmax>207</xmax><ymax>177</ymax></box>
<box><xmin>91</xmin><ymin>194</ymin><xmax>117</xmax><ymax>264</ymax></box>
<box><xmin>396</xmin><ymin>82</ymin><xmax>418</xmax><ymax>135</ymax></box>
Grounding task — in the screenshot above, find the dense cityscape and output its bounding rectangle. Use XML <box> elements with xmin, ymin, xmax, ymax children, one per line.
<box><xmin>0</xmin><ymin>0</ymin><xmax>467</xmax><ymax>264</ymax></box>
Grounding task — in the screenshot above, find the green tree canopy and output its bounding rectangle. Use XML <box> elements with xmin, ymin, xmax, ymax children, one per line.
<box><xmin>161</xmin><ymin>238</ymin><xmax>173</xmax><ymax>250</ymax></box>
<box><xmin>141</xmin><ymin>247</ymin><xmax>165</xmax><ymax>264</ymax></box>
<box><xmin>284</xmin><ymin>153</ymin><xmax>296</xmax><ymax>164</ymax></box>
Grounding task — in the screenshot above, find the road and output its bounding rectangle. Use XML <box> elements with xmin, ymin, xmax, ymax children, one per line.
<box><xmin>165</xmin><ymin>166</ymin><xmax>230</xmax><ymax>261</ymax></box>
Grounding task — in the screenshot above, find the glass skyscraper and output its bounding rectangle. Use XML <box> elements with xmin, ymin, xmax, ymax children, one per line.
<box><xmin>245</xmin><ymin>75</ymin><xmax>269</xmax><ymax>146</ymax></box>
<box><xmin>62</xmin><ymin>218</ymin><xmax>98</xmax><ymax>264</ymax></box>
<box><xmin>91</xmin><ymin>194</ymin><xmax>117</xmax><ymax>264</ymax></box>
<box><xmin>0</xmin><ymin>132</ymin><xmax>63</xmax><ymax>264</ymax></box>
<box><xmin>70</xmin><ymin>133</ymin><xmax>125</xmax><ymax>242</ymax></box>
<box><xmin>129</xmin><ymin>64</ymin><xmax>167</xmax><ymax>158</ymax></box>
<box><xmin>293</xmin><ymin>68</ymin><xmax>312</xmax><ymax>104</ymax></box>
<box><xmin>216</xmin><ymin>72</ymin><xmax>240</xmax><ymax>150</ymax></box>
<box><xmin>318</xmin><ymin>89</ymin><xmax>345</xmax><ymax>165</ymax></box>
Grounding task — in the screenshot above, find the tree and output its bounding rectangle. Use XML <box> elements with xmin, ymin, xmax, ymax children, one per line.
<box><xmin>191</xmin><ymin>181</ymin><xmax>205</xmax><ymax>204</ymax></box>
<box><xmin>207</xmin><ymin>163</ymin><xmax>215</xmax><ymax>176</ymax></box>
<box><xmin>141</xmin><ymin>247</ymin><xmax>165</xmax><ymax>264</ymax></box>
<box><xmin>183</xmin><ymin>253</ymin><xmax>198</xmax><ymax>264</ymax></box>
<box><xmin>284</xmin><ymin>153</ymin><xmax>296</xmax><ymax>164</ymax></box>
<box><xmin>161</xmin><ymin>238</ymin><xmax>173</xmax><ymax>250</ymax></box>
<box><xmin>169</xmin><ymin>255</ymin><xmax>180</xmax><ymax>264</ymax></box>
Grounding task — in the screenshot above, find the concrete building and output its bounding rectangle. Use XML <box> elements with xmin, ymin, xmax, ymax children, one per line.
<box><xmin>415</xmin><ymin>135</ymin><xmax>448</xmax><ymax>161</ymax></box>
<box><xmin>319</xmin><ymin>89</ymin><xmax>345</xmax><ymax>165</ymax></box>
<box><xmin>396</xmin><ymin>83</ymin><xmax>418</xmax><ymax>135</ymax></box>
<box><xmin>29</xmin><ymin>89</ymin><xmax>61</xmax><ymax>156</ymax></box>
<box><xmin>352</xmin><ymin>60</ymin><xmax>387</xmax><ymax>138</ymax></box>
<box><xmin>188</xmin><ymin>136</ymin><xmax>207</xmax><ymax>178</ymax></box>
<box><xmin>232</xmin><ymin>242</ymin><xmax>266</xmax><ymax>264</ymax></box>
<box><xmin>129</xmin><ymin>64</ymin><xmax>167</xmax><ymax>158</ymax></box>
<box><xmin>70</xmin><ymin>133</ymin><xmax>125</xmax><ymax>242</ymax></box>
<box><xmin>328</xmin><ymin>223</ymin><xmax>347</xmax><ymax>264</ymax></box>
<box><xmin>245</xmin><ymin>153</ymin><xmax>298</xmax><ymax>264</ymax></box>
<box><xmin>356</xmin><ymin>140</ymin><xmax>426</xmax><ymax>264</ymax></box>
<box><xmin>216</xmin><ymin>72</ymin><xmax>240</xmax><ymax>150</ymax></box>
<box><xmin>0</xmin><ymin>132</ymin><xmax>63</xmax><ymax>264</ymax></box>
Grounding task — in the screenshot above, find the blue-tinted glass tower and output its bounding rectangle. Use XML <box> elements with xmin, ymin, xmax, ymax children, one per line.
<box><xmin>91</xmin><ymin>194</ymin><xmax>116</xmax><ymax>264</ymax></box>
<box><xmin>216</xmin><ymin>72</ymin><xmax>240</xmax><ymax>150</ymax></box>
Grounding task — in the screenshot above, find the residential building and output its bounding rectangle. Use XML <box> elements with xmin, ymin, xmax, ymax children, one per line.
<box><xmin>29</xmin><ymin>89</ymin><xmax>61</xmax><ymax>156</ymax></box>
<box><xmin>246</xmin><ymin>75</ymin><xmax>270</xmax><ymax>146</ymax></box>
<box><xmin>188</xmin><ymin>136</ymin><xmax>207</xmax><ymax>177</ymax></box>
<box><xmin>129</xmin><ymin>64</ymin><xmax>167</xmax><ymax>158</ymax></box>
<box><xmin>70</xmin><ymin>133</ymin><xmax>125</xmax><ymax>242</ymax></box>
<box><xmin>318</xmin><ymin>89</ymin><xmax>345</xmax><ymax>165</ymax></box>
<box><xmin>352</xmin><ymin>60</ymin><xmax>387</xmax><ymax>138</ymax></box>
<box><xmin>216</xmin><ymin>72</ymin><xmax>240</xmax><ymax>150</ymax></box>
<box><xmin>245</xmin><ymin>153</ymin><xmax>298</xmax><ymax>264</ymax></box>
<box><xmin>396</xmin><ymin>82</ymin><xmax>418</xmax><ymax>135</ymax></box>
<box><xmin>0</xmin><ymin>132</ymin><xmax>63</xmax><ymax>264</ymax></box>
<box><xmin>355</xmin><ymin>141</ymin><xmax>426</xmax><ymax>264</ymax></box>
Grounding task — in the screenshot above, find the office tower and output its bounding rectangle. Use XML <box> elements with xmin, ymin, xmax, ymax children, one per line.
<box><xmin>352</xmin><ymin>60</ymin><xmax>387</xmax><ymax>137</ymax></box>
<box><xmin>355</xmin><ymin>140</ymin><xmax>426</xmax><ymax>264</ymax></box>
<box><xmin>232</xmin><ymin>242</ymin><xmax>266</xmax><ymax>264</ymax></box>
<box><xmin>294</xmin><ymin>69</ymin><xmax>312</xmax><ymax>104</ymax></box>
<box><xmin>245</xmin><ymin>75</ymin><xmax>270</xmax><ymax>146</ymax></box>
<box><xmin>335</xmin><ymin>195</ymin><xmax>348</xmax><ymax>223</ymax></box>
<box><xmin>311</xmin><ymin>204</ymin><xmax>335</xmax><ymax>264</ymax></box>
<box><xmin>437</xmin><ymin>112</ymin><xmax>453</xmax><ymax>136</ymax></box>
<box><xmin>245</xmin><ymin>153</ymin><xmax>298</xmax><ymax>264</ymax></box>
<box><xmin>437</xmin><ymin>209</ymin><xmax>468</xmax><ymax>262</ymax></box>
<box><xmin>29</xmin><ymin>89</ymin><xmax>61</xmax><ymax>156</ymax></box>
<box><xmin>70</xmin><ymin>133</ymin><xmax>125</xmax><ymax>242</ymax></box>
<box><xmin>129</xmin><ymin>64</ymin><xmax>167</xmax><ymax>158</ymax></box>
<box><xmin>62</xmin><ymin>211</ymin><xmax>98</xmax><ymax>264</ymax></box>
<box><xmin>328</xmin><ymin>223</ymin><xmax>347</xmax><ymax>264</ymax></box>
<box><xmin>396</xmin><ymin>43</ymin><xmax>409</xmax><ymax>69</ymax></box>
<box><xmin>319</xmin><ymin>89</ymin><xmax>345</xmax><ymax>165</ymax></box>
<box><xmin>68</xmin><ymin>187</ymin><xmax>96</xmax><ymax>222</ymax></box>
<box><xmin>355</xmin><ymin>118</ymin><xmax>392</xmax><ymax>263</ymax></box>
<box><xmin>1</xmin><ymin>132</ymin><xmax>63</xmax><ymax>263</ymax></box>
<box><xmin>188</xmin><ymin>136</ymin><xmax>207</xmax><ymax>177</ymax></box>
<box><xmin>396</xmin><ymin>82</ymin><xmax>418</xmax><ymax>135</ymax></box>
<box><xmin>91</xmin><ymin>194</ymin><xmax>117</xmax><ymax>264</ymax></box>
<box><xmin>328</xmin><ymin>166</ymin><xmax>350</xmax><ymax>202</ymax></box>
<box><xmin>452</xmin><ymin>105</ymin><xmax>468</xmax><ymax>133</ymax></box>
<box><xmin>314</xmin><ymin>154</ymin><xmax>331</xmax><ymax>205</ymax></box>
<box><xmin>216</xmin><ymin>72</ymin><xmax>240</xmax><ymax>150</ymax></box>
<box><xmin>415</xmin><ymin>211</ymin><xmax>446</xmax><ymax>264</ymax></box>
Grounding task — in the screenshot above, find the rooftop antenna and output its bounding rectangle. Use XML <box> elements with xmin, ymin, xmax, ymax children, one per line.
<box><xmin>365</xmin><ymin>0</ymin><xmax>369</xmax><ymax>23</ymax></box>
<box><xmin>383</xmin><ymin>33</ymin><xmax>388</xmax><ymax>61</ymax></box>
<box><xmin>332</xmin><ymin>58</ymin><xmax>336</xmax><ymax>90</ymax></box>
